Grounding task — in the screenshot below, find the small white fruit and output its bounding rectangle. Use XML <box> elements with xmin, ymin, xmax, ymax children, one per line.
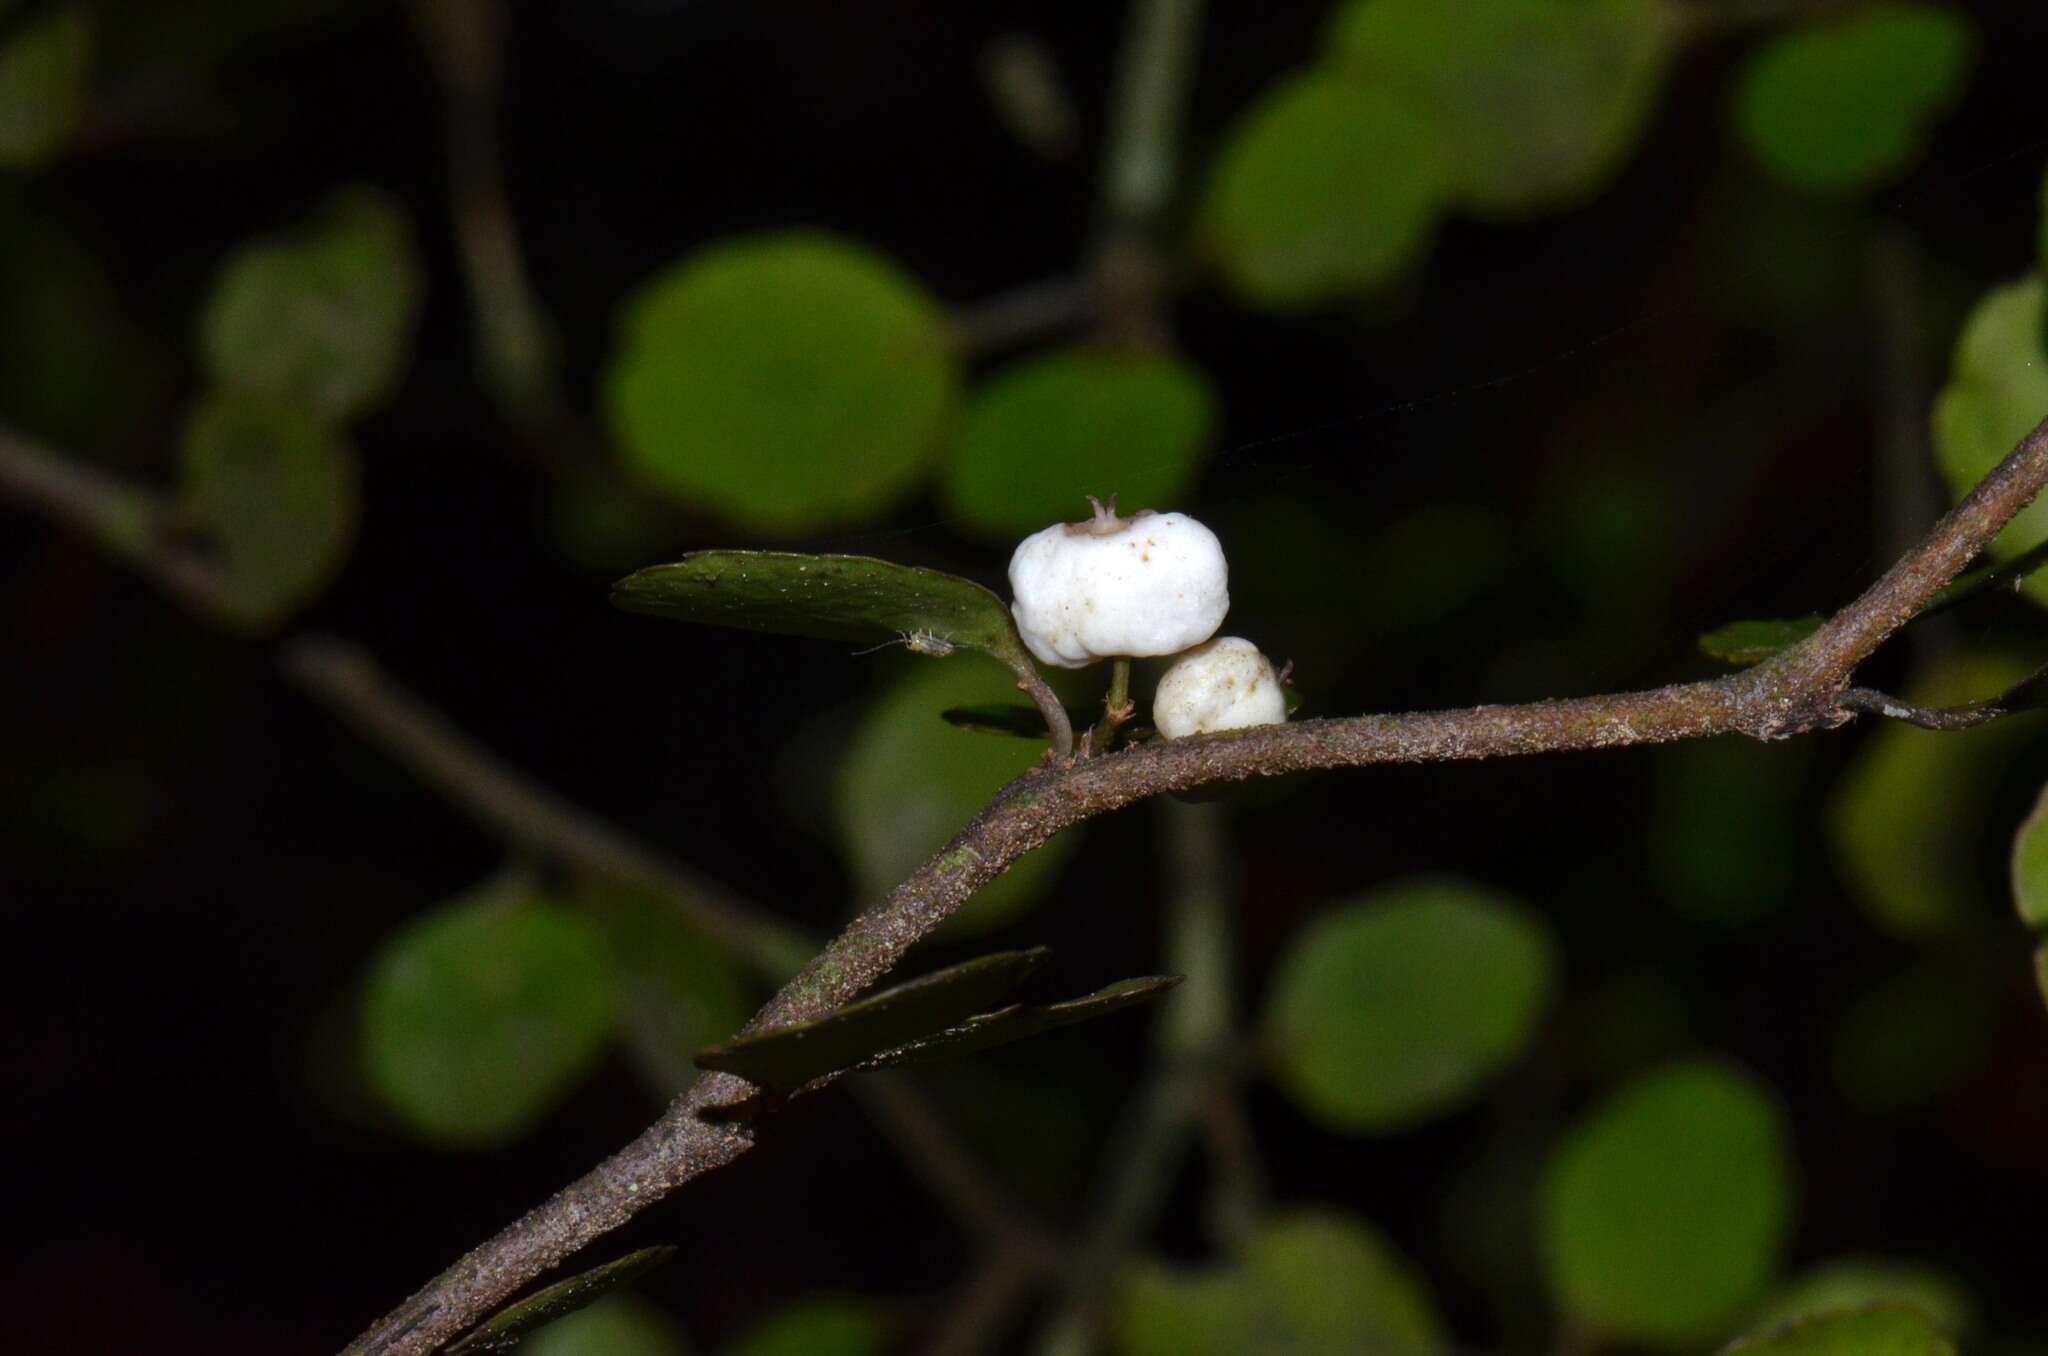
<box><xmin>1153</xmin><ymin>636</ymin><xmax>1286</xmax><ymax>738</ymax></box>
<box><xmin>1007</xmin><ymin>499</ymin><xmax>1229</xmax><ymax>669</ymax></box>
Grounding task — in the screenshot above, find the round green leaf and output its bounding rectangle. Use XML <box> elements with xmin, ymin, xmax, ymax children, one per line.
<box><xmin>1326</xmin><ymin>0</ymin><xmax>1678</xmax><ymax>217</ymax></box>
<box><xmin>178</xmin><ymin>391</ymin><xmax>360</xmax><ymax>628</ymax></box>
<box><xmin>1750</xmin><ymin>1260</ymin><xmax>1973</xmax><ymax>1341</ymax></box>
<box><xmin>836</xmin><ymin>662</ymin><xmax>1077</xmax><ymax>934</ymax></box>
<box><xmin>1827</xmin><ymin>653</ymin><xmax>2037</xmax><ymax>939</ymax></box>
<box><xmin>1934</xmin><ymin>275</ymin><xmax>2048</xmax><ymax>600</ymax></box>
<box><xmin>1265</xmin><ymin>875</ymin><xmax>1555</xmax><ymax>1133</ymax></box>
<box><xmin>1733</xmin><ymin>4</ymin><xmax>1974</xmax><ymax>199</ymax></box>
<box><xmin>1198</xmin><ymin>73</ymin><xmax>1450</xmax><ymax>309</ymax></box>
<box><xmin>1721</xmin><ymin>1305</ymin><xmax>1957</xmax><ymax>1356</ymax></box>
<box><xmin>944</xmin><ymin>347</ymin><xmax>1217</xmax><ymax>541</ymax></box>
<box><xmin>0</xmin><ymin>6</ymin><xmax>91</xmax><ymax>170</ymax></box>
<box><xmin>199</xmin><ymin>186</ymin><xmax>421</xmax><ymax>422</ymax></box>
<box><xmin>1114</xmin><ymin>1211</ymin><xmax>1446</xmax><ymax>1356</ymax></box>
<box><xmin>361</xmin><ymin>879</ymin><xmax>620</xmax><ymax>1147</ymax></box>
<box><xmin>2012</xmin><ymin>781</ymin><xmax>2048</xmax><ymax>931</ymax></box>
<box><xmin>603</xmin><ymin>231</ymin><xmax>958</xmax><ymax>534</ymax></box>
<box><xmin>1541</xmin><ymin>1058</ymin><xmax>1793</xmax><ymax>1348</ymax></box>
<box><xmin>520</xmin><ymin>1297</ymin><xmax>685</xmax><ymax>1356</ymax></box>
<box><xmin>721</xmin><ymin>1297</ymin><xmax>888</xmax><ymax>1356</ymax></box>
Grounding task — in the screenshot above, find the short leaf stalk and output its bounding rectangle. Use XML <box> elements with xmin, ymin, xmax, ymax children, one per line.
<box><xmin>1092</xmin><ymin>659</ymin><xmax>1135</xmax><ymax>755</ymax></box>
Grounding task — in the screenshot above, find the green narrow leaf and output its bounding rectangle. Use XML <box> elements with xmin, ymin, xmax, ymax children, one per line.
<box><xmin>178</xmin><ymin>391</ymin><xmax>360</xmax><ymax>628</ymax></box>
<box><xmin>361</xmin><ymin>878</ymin><xmax>620</xmax><ymax>1146</ymax></box>
<box><xmin>1113</xmin><ymin>1211</ymin><xmax>1447</xmax><ymax>1356</ymax></box>
<box><xmin>1732</xmin><ymin>3</ymin><xmax>1974</xmax><ymax>199</ymax></box>
<box><xmin>1749</xmin><ymin>1260</ymin><xmax>1974</xmax><ymax>1341</ymax></box>
<box><xmin>861</xmin><ymin>975</ymin><xmax>1182</xmax><ymax>1069</ymax></box>
<box><xmin>0</xmin><ymin>6</ymin><xmax>91</xmax><ymax>169</ymax></box>
<box><xmin>1719</xmin><ymin>1304</ymin><xmax>1957</xmax><ymax>1356</ymax></box>
<box><xmin>693</xmin><ymin>948</ymin><xmax>1051</xmax><ymax>1088</ymax></box>
<box><xmin>199</xmin><ymin>186</ymin><xmax>422</xmax><ymax>421</ymax></box>
<box><xmin>943</xmin><ymin>346</ymin><xmax>1217</xmax><ymax>541</ymax></box>
<box><xmin>1197</xmin><ymin>72</ymin><xmax>1450</xmax><ymax>309</ymax></box>
<box><xmin>613</xmin><ymin>550</ymin><xmax>1034</xmax><ymax>672</ymax></box>
<box><xmin>602</xmin><ymin>231</ymin><xmax>959</xmax><ymax>535</ymax></box>
<box><xmin>1264</xmin><ymin>875</ymin><xmax>1555</xmax><ymax>1134</ymax></box>
<box><xmin>1933</xmin><ymin>274</ymin><xmax>2048</xmax><ymax>604</ymax></box>
<box><xmin>1698</xmin><ymin>616</ymin><xmax>1826</xmax><ymax>666</ymax></box>
<box><xmin>1326</xmin><ymin>0</ymin><xmax>1678</xmax><ymax>217</ymax></box>
<box><xmin>838</xmin><ymin>662</ymin><xmax>1079</xmax><ymax>934</ymax></box>
<box><xmin>445</xmin><ymin>1248</ymin><xmax>679</xmax><ymax>1355</ymax></box>
<box><xmin>721</xmin><ymin>1297</ymin><xmax>890</xmax><ymax>1356</ymax></box>
<box><xmin>1541</xmin><ymin>1058</ymin><xmax>1793</xmax><ymax>1349</ymax></box>
<box><xmin>2012</xmin><ymin>782</ymin><xmax>2048</xmax><ymax>931</ymax></box>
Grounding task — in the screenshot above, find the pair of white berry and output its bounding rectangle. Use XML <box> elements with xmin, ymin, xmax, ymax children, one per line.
<box><xmin>1007</xmin><ymin>498</ymin><xmax>1285</xmax><ymax>739</ymax></box>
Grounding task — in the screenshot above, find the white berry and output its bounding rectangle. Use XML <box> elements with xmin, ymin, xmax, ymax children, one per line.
<box><xmin>1153</xmin><ymin>637</ymin><xmax>1286</xmax><ymax>738</ymax></box>
<box><xmin>1007</xmin><ymin>500</ymin><xmax>1230</xmax><ymax>669</ymax></box>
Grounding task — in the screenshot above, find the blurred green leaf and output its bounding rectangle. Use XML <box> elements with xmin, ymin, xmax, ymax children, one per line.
<box><xmin>1326</xmin><ymin>0</ymin><xmax>1677</xmax><ymax>217</ymax></box>
<box><xmin>1541</xmin><ymin>1058</ymin><xmax>1793</xmax><ymax>1349</ymax></box>
<box><xmin>1719</xmin><ymin>1304</ymin><xmax>1956</xmax><ymax>1356</ymax></box>
<box><xmin>1198</xmin><ymin>72</ymin><xmax>1449</xmax><ymax>309</ymax></box>
<box><xmin>603</xmin><ymin>231</ymin><xmax>958</xmax><ymax>534</ymax></box>
<box><xmin>361</xmin><ymin>878</ymin><xmax>619</xmax><ymax>1146</ymax></box>
<box><xmin>1828</xmin><ymin>652</ymin><xmax>2036</xmax><ymax>939</ymax></box>
<box><xmin>1750</xmin><ymin>1260</ymin><xmax>1973</xmax><ymax>1341</ymax></box>
<box><xmin>0</xmin><ymin>6</ymin><xmax>90</xmax><ymax>169</ymax></box>
<box><xmin>943</xmin><ymin>347</ymin><xmax>1216</xmax><ymax>540</ymax></box>
<box><xmin>199</xmin><ymin>186</ymin><xmax>421</xmax><ymax>422</ymax></box>
<box><xmin>1265</xmin><ymin>875</ymin><xmax>1554</xmax><ymax>1134</ymax></box>
<box><xmin>613</xmin><ymin>550</ymin><xmax>1034</xmax><ymax>672</ymax></box>
<box><xmin>446</xmin><ymin>1249</ymin><xmax>679</xmax><ymax>1355</ymax></box>
<box><xmin>2011</xmin><ymin>781</ymin><xmax>2048</xmax><ymax>930</ymax></box>
<box><xmin>694</xmin><ymin>948</ymin><xmax>1049</xmax><ymax>1088</ymax></box>
<box><xmin>837</xmin><ymin>662</ymin><xmax>1078</xmax><ymax>934</ymax></box>
<box><xmin>1732</xmin><ymin>3</ymin><xmax>1973</xmax><ymax>199</ymax></box>
<box><xmin>573</xmin><ymin>877</ymin><xmax>755</xmax><ymax>1097</ymax></box>
<box><xmin>1698</xmin><ymin>616</ymin><xmax>1825</xmax><ymax>666</ymax></box>
<box><xmin>1114</xmin><ymin>1211</ymin><xmax>1447</xmax><ymax>1356</ymax></box>
<box><xmin>721</xmin><ymin>1297</ymin><xmax>889</xmax><ymax>1356</ymax></box>
<box><xmin>862</xmin><ymin>975</ymin><xmax>1182</xmax><ymax>1068</ymax></box>
<box><xmin>1933</xmin><ymin>274</ymin><xmax>2048</xmax><ymax>603</ymax></box>
<box><xmin>178</xmin><ymin>391</ymin><xmax>360</xmax><ymax>628</ymax></box>
<box><xmin>519</xmin><ymin>1297</ymin><xmax>685</xmax><ymax>1356</ymax></box>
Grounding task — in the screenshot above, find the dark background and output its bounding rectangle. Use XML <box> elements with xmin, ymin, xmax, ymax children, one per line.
<box><xmin>5</xmin><ymin>1</ymin><xmax>2048</xmax><ymax>1351</ymax></box>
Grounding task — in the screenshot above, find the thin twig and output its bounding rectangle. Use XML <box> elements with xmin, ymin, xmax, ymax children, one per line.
<box><xmin>413</xmin><ymin>0</ymin><xmax>563</xmax><ymax>427</ymax></box>
<box><xmin>1031</xmin><ymin>798</ymin><xmax>1244</xmax><ymax>1356</ymax></box>
<box><xmin>0</xmin><ymin>421</ymin><xmax>1035</xmax><ymax>1321</ymax></box>
<box><xmin>333</xmin><ymin>411</ymin><xmax>2048</xmax><ymax>1356</ymax></box>
<box><xmin>279</xmin><ymin>634</ymin><xmax>812</xmax><ymax>978</ymax></box>
<box><xmin>850</xmin><ymin>1075</ymin><xmax>1062</xmax><ymax>1264</ymax></box>
<box><xmin>914</xmin><ymin>1248</ymin><xmax>1048</xmax><ymax>1356</ymax></box>
<box><xmin>952</xmin><ymin>275</ymin><xmax>1097</xmax><ymax>356</ymax></box>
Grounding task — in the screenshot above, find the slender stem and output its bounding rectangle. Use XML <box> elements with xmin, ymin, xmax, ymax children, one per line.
<box><xmin>914</xmin><ymin>1248</ymin><xmax>1047</xmax><ymax>1356</ymax></box>
<box><xmin>413</xmin><ymin>0</ymin><xmax>563</xmax><ymax>427</ymax></box>
<box><xmin>1098</xmin><ymin>0</ymin><xmax>1206</xmax><ymax>239</ymax></box>
<box><xmin>952</xmin><ymin>275</ymin><xmax>1096</xmax><ymax>356</ymax></box>
<box><xmin>1031</xmin><ymin>798</ymin><xmax>1244</xmax><ymax>1356</ymax></box>
<box><xmin>1014</xmin><ymin>662</ymin><xmax>1076</xmax><ymax>759</ymax></box>
<box><xmin>1091</xmin><ymin>659</ymin><xmax>1134</xmax><ymax>755</ymax></box>
<box><xmin>279</xmin><ymin>634</ymin><xmax>812</xmax><ymax>978</ymax></box>
<box><xmin>849</xmin><ymin>1075</ymin><xmax>1061</xmax><ymax>1264</ymax></box>
<box><xmin>333</xmin><ymin>413</ymin><xmax>2048</xmax><ymax>1356</ymax></box>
